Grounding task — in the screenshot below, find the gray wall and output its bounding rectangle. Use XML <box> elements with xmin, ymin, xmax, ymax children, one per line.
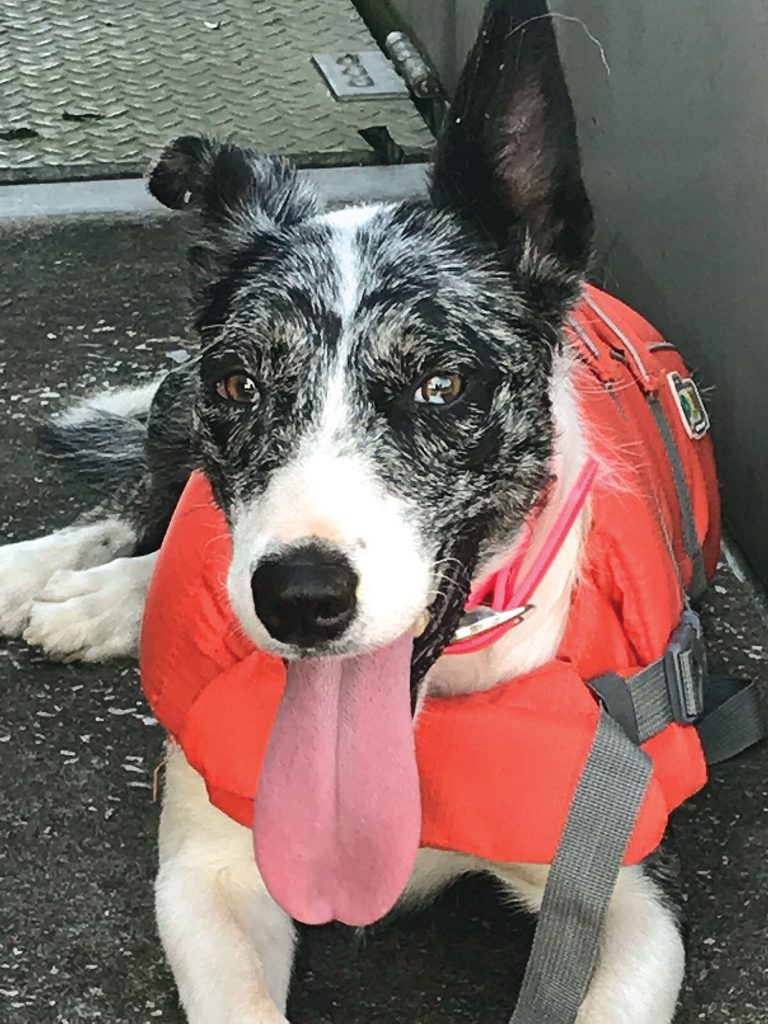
<box><xmin>394</xmin><ymin>0</ymin><xmax>768</xmax><ymax>584</ymax></box>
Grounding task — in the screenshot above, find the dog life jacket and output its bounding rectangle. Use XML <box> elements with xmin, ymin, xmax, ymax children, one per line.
<box><xmin>141</xmin><ymin>286</ymin><xmax>763</xmax><ymax>873</ymax></box>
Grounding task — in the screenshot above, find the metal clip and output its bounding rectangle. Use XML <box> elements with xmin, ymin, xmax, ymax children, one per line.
<box><xmin>452</xmin><ymin>604</ymin><xmax>533</xmax><ymax>644</ymax></box>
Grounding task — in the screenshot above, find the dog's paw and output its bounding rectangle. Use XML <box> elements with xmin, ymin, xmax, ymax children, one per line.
<box><xmin>184</xmin><ymin>1004</ymin><xmax>289</xmax><ymax>1024</ymax></box>
<box><xmin>0</xmin><ymin>534</ymin><xmax>84</xmax><ymax>637</ymax></box>
<box><xmin>239</xmin><ymin>1010</ymin><xmax>289</xmax><ymax>1024</ymax></box>
<box><xmin>575</xmin><ymin>994</ymin><xmax>677</xmax><ymax>1024</ymax></box>
<box><xmin>0</xmin><ymin>521</ymin><xmax>136</xmax><ymax>639</ymax></box>
<box><xmin>0</xmin><ymin>539</ymin><xmax>46</xmax><ymax>636</ymax></box>
<box><xmin>22</xmin><ymin>553</ymin><xmax>156</xmax><ymax>662</ymax></box>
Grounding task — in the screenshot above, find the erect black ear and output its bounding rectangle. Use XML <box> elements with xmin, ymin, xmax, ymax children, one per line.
<box><xmin>431</xmin><ymin>0</ymin><xmax>593</xmax><ymax>273</ymax></box>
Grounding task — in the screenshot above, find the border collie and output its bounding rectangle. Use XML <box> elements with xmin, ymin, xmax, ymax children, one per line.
<box><xmin>0</xmin><ymin>2</ymin><xmax>687</xmax><ymax>1021</ymax></box>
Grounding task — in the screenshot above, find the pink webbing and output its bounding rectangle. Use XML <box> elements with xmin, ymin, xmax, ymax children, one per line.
<box><xmin>444</xmin><ymin>458</ymin><xmax>598</xmax><ymax>655</ymax></box>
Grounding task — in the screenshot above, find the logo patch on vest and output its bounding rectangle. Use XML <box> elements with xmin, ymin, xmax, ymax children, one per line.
<box><xmin>668</xmin><ymin>371</ymin><xmax>710</xmax><ymax>440</ymax></box>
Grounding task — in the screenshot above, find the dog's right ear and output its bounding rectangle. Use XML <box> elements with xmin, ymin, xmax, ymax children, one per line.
<box><xmin>148</xmin><ymin>135</ymin><xmax>320</xmax><ymax>228</ymax></box>
<box><xmin>148</xmin><ymin>136</ymin><xmax>322</xmax><ymax>316</ymax></box>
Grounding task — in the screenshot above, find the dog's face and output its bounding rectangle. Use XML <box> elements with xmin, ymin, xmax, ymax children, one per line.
<box><xmin>149</xmin><ymin>0</ymin><xmax>593</xmax><ymax>679</ymax></box>
<box><xmin>193</xmin><ymin>199</ymin><xmax>562</xmax><ymax>662</ymax></box>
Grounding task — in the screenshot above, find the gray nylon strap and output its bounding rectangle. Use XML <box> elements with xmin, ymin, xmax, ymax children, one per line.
<box><xmin>586</xmin><ymin>673</ymin><xmax>640</xmax><ymax>743</ymax></box>
<box><xmin>696</xmin><ymin>677</ymin><xmax>766</xmax><ymax>765</ymax></box>
<box><xmin>509</xmin><ymin>711</ymin><xmax>653</xmax><ymax>1024</ymax></box>
<box><xmin>588</xmin><ymin>666</ymin><xmax>671</xmax><ymax>744</ymax></box>
<box><xmin>592</xmin><ymin>662</ymin><xmax>765</xmax><ymax>762</ymax></box>
<box><xmin>648</xmin><ymin>396</ymin><xmax>708</xmax><ymax>602</ymax></box>
<box><xmin>628</xmin><ymin>659</ymin><xmax>676</xmax><ymax>741</ymax></box>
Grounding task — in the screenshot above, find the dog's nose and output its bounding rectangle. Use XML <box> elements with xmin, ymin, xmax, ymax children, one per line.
<box><xmin>251</xmin><ymin>543</ymin><xmax>358</xmax><ymax>647</ymax></box>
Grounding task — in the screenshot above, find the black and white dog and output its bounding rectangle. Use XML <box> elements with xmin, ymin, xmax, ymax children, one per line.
<box><xmin>0</xmin><ymin>2</ymin><xmax>686</xmax><ymax>1021</ymax></box>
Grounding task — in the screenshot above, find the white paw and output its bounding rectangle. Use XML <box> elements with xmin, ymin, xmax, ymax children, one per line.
<box><xmin>0</xmin><ymin>540</ymin><xmax>42</xmax><ymax>635</ymax></box>
<box><xmin>22</xmin><ymin>553</ymin><xmax>156</xmax><ymax>662</ymax></box>
<box><xmin>0</xmin><ymin>520</ymin><xmax>135</xmax><ymax>638</ymax></box>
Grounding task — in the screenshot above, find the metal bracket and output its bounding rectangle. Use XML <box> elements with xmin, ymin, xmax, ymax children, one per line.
<box><xmin>312</xmin><ymin>50</ymin><xmax>409</xmax><ymax>100</ymax></box>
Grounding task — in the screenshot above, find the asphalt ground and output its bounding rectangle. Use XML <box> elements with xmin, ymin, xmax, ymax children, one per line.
<box><xmin>1</xmin><ymin>215</ymin><xmax>766</xmax><ymax>1023</ymax></box>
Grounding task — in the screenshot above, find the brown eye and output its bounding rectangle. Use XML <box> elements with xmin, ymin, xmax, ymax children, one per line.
<box><xmin>414</xmin><ymin>372</ymin><xmax>465</xmax><ymax>406</ymax></box>
<box><xmin>216</xmin><ymin>372</ymin><xmax>259</xmax><ymax>405</ymax></box>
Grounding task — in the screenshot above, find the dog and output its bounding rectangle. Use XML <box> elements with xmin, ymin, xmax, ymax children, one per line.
<box><xmin>0</xmin><ymin>2</ymin><xmax>694</xmax><ymax>1021</ymax></box>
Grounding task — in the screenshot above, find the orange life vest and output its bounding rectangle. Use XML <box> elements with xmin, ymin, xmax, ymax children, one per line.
<box><xmin>140</xmin><ymin>284</ymin><xmax>721</xmax><ymax>867</ymax></box>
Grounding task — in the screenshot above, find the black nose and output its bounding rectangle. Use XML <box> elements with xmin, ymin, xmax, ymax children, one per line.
<box><xmin>251</xmin><ymin>543</ymin><xmax>358</xmax><ymax>647</ymax></box>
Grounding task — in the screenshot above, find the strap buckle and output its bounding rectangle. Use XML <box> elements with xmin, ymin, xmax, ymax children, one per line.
<box><xmin>664</xmin><ymin>609</ymin><xmax>707</xmax><ymax>723</ymax></box>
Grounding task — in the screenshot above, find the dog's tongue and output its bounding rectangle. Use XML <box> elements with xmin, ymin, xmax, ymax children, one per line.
<box><xmin>253</xmin><ymin>633</ymin><xmax>421</xmax><ymax>927</ymax></box>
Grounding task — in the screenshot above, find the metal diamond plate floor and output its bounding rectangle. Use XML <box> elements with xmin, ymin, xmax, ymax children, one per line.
<box><xmin>0</xmin><ymin>0</ymin><xmax>433</xmax><ymax>184</ymax></box>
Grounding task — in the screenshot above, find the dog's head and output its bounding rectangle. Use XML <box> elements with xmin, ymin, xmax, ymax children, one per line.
<box><xmin>149</xmin><ymin>0</ymin><xmax>593</xmax><ymax>686</ymax></box>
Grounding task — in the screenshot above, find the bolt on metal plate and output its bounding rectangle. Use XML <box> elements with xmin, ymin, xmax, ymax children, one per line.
<box><xmin>312</xmin><ymin>50</ymin><xmax>409</xmax><ymax>100</ymax></box>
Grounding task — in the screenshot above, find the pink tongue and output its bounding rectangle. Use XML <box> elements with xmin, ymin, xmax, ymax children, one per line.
<box><xmin>253</xmin><ymin>633</ymin><xmax>421</xmax><ymax>927</ymax></box>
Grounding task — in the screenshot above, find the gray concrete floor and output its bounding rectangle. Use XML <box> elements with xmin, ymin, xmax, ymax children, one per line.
<box><xmin>1</xmin><ymin>216</ymin><xmax>766</xmax><ymax>1023</ymax></box>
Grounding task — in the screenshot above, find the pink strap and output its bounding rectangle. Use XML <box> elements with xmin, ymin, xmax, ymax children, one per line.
<box><xmin>444</xmin><ymin>458</ymin><xmax>598</xmax><ymax>655</ymax></box>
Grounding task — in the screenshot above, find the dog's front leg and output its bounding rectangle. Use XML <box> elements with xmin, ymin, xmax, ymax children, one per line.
<box><xmin>573</xmin><ymin>862</ymin><xmax>684</xmax><ymax>1024</ymax></box>
<box><xmin>156</xmin><ymin>749</ymin><xmax>296</xmax><ymax>1024</ymax></box>
<box><xmin>492</xmin><ymin>861</ymin><xmax>684</xmax><ymax>1024</ymax></box>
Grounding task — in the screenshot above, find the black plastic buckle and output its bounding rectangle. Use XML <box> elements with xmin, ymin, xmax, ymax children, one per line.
<box><xmin>664</xmin><ymin>609</ymin><xmax>707</xmax><ymax>723</ymax></box>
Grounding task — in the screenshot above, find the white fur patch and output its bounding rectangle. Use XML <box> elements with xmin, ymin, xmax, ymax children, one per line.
<box><xmin>228</xmin><ymin>446</ymin><xmax>431</xmax><ymax>655</ymax></box>
<box><xmin>312</xmin><ymin>204</ymin><xmax>384</xmax><ymax>439</ymax></box>
<box><xmin>316</xmin><ymin>204</ymin><xmax>383</xmax><ymax>323</ymax></box>
<box><xmin>0</xmin><ymin>520</ymin><xmax>136</xmax><ymax>637</ymax></box>
<box><xmin>23</xmin><ymin>552</ymin><xmax>156</xmax><ymax>661</ymax></box>
<box><xmin>55</xmin><ymin>379</ymin><xmax>161</xmax><ymax>426</ymax></box>
<box><xmin>157</xmin><ymin>749</ymin><xmax>294</xmax><ymax>1023</ymax></box>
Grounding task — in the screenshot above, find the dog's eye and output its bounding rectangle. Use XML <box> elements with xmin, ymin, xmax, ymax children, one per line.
<box><xmin>414</xmin><ymin>372</ymin><xmax>464</xmax><ymax>406</ymax></box>
<box><xmin>216</xmin><ymin>373</ymin><xmax>259</xmax><ymax>405</ymax></box>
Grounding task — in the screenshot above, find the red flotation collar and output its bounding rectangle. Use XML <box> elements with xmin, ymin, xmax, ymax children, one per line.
<box><xmin>140</xmin><ymin>285</ymin><xmax>721</xmax><ymax>922</ymax></box>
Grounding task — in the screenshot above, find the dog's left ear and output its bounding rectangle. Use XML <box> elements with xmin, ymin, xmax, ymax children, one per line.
<box><xmin>431</xmin><ymin>0</ymin><xmax>593</xmax><ymax>276</ymax></box>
